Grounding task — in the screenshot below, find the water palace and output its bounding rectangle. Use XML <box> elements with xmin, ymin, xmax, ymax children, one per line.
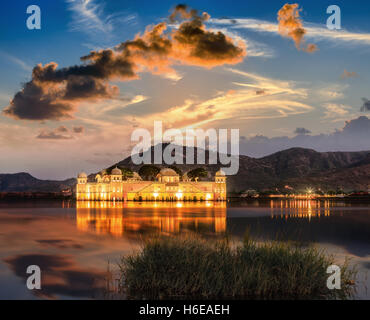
<box><xmin>76</xmin><ymin>168</ymin><xmax>227</xmax><ymax>202</ymax></box>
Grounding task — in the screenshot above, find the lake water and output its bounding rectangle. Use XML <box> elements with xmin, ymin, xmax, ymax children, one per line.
<box><xmin>0</xmin><ymin>200</ymin><xmax>368</xmax><ymax>300</ymax></box>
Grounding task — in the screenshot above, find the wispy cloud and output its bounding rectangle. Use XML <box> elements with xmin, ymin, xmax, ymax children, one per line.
<box><xmin>317</xmin><ymin>84</ymin><xmax>348</xmax><ymax>101</ymax></box>
<box><xmin>323</xmin><ymin>103</ymin><xmax>352</xmax><ymax>120</ymax></box>
<box><xmin>211</xmin><ymin>18</ymin><xmax>370</xmax><ymax>46</ymax></box>
<box><xmin>66</xmin><ymin>0</ymin><xmax>112</xmax><ymax>34</ymax></box>
<box><xmin>98</xmin><ymin>95</ymin><xmax>149</xmax><ymax>115</ymax></box>
<box><xmin>66</xmin><ymin>0</ymin><xmax>137</xmax><ymax>37</ymax></box>
<box><xmin>228</xmin><ymin>68</ymin><xmax>308</xmax><ymax>97</ymax></box>
<box><xmin>0</xmin><ymin>51</ymin><xmax>32</xmax><ymax>72</ymax></box>
<box><xmin>129</xmin><ymin>68</ymin><xmax>313</xmax><ymax>130</ymax></box>
<box><xmin>36</xmin><ymin>126</ymin><xmax>76</xmax><ymax>140</ymax></box>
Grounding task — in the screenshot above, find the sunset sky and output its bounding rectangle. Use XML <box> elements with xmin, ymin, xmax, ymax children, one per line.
<box><xmin>0</xmin><ymin>0</ymin><xmax>370</xmax><ymax>179</ymax></box>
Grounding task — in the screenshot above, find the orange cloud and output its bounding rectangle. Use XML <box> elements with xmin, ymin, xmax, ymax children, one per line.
<box><xmin>277</xmin><ymin>3</ymin><xmax>318</xmax><ymax>53</ymax></box>
<box><xmin>340</xmin><ymin>69</ymin><xmax>358</xmax><ymax>79</ymax></box>
<box><xmin>3</xmin><ymin>5</ymin><xmax>246</xmax><ymax>121</ymax></box>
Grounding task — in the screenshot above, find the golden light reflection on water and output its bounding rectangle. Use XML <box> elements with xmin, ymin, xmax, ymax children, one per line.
<box><xmin>270</xmin><ymin>199</ymin><xmax>333</xmax><ymax>220</ymax></box>
<box><xmin>76</xmin><ymin>201</ymin><xmax>227</xmax><ymax>237</ymax></box>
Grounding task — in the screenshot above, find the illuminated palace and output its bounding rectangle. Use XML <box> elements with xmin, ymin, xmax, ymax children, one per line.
<box><xmin>76</xmin><ymin>168</ymin><xmax>227</xmax><ymax>202</ymax></box>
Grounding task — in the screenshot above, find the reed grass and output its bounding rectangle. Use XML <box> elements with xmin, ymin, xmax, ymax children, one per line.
<box><xmin>118</xmin><ymin>235</ymin><xmax>356</xmax><ymax>300</ymax></box>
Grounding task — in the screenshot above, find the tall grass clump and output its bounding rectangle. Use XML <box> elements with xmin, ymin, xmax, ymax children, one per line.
<box><xmin>119</xmin><ymin>236</ymin><xmax>356</xmax><ymax>300</ymax></box>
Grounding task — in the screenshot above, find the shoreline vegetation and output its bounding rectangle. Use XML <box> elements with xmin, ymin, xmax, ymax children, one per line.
<box><xmin>115</xmin><ymin>236</ymin><xmax>357</xmax><ymax>300</ymax></box>
<box><xmin>0</xmin><ymin>192</ymin><xmax>369</xmax><ymax>202</ymax></box>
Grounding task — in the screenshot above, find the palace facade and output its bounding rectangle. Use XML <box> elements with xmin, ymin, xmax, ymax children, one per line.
<box><xmin>76</xmin><ymin>168</ymin><xmax>227</xmax><ymax>201</ymax></box>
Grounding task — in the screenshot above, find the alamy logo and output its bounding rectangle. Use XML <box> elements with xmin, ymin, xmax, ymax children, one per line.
<box><xmin>26</xmin><ymin>265</ymin><xmax>41</xmax><ymax>290</ymax></box>
<box><xmin>327</xmin><ymin>5</ymin><xmax>341</xmax><ymax>30</ymax></box>
<box><xmin>131</xmin><ymin>121</ymin><xmax>240</xmax><ymax>175</ymax></box>
<box><xmin>26</xmin><ymin>5</ymin><xmax>41</xmax><ymax>30</ymax></box>
<box><xmin>327</xmin><ymin>265</ymin><xmax>341</xmax><ymax>290</ymax></box>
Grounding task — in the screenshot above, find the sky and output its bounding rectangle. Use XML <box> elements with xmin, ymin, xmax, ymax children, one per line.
<box><xmin>0</xmin><ymin>0</ymin><xmax>370</xmax><ymax>179</ymax></box>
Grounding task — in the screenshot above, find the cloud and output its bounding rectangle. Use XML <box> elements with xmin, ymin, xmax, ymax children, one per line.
<box><xmin>342</xmin><ymin>116</ymin><xmax>370</xmax><ymax>135</ymax></box>
<box><xmin>131</xmin><ymin>68</ymin><xmax>313</xmax><ymax>129</ymax></box>
<box><xmin>323</xmin><ymin>103</ymin><xmax>351</xmax><ymax>119</ymax></box>
<box><xmin>210</xmin><ymin>18</ymin><xmax>370</xmax><ymax>47</ymax></box>
<box><xmin>3</xmin><ymin>5</ymin><xmax>246</xmax><ymax>121</ymax></box>
<box><xmin>169</xmin><ymin>3</ymin><xmax>205</xmax><ymax>22</ymax></box>
<box><xmin>341</xmin><ymin>69</ymin><xmax>358</xmax><ymax>79</ymax></box>
<box><xmin>0</xmin><ymin>51</ymin><xmax>32</xmax><ymax>72</ymax></box>
<box><xmin>56</xmin><ymin>125</ymin><xmax>69</xmax><ymax>133</ymax></box>
<box><xmin>255</xmin><ymin>89</ymin><xmax>266</xmax><ymax>95</ymax></box>
<box><xmin>3</xmin><ymin>80</ymin><xmax>75</xmax><ymax>121</ymax></box>
<box><xmin>36</xmin><ymin>129</ymin><xmax>73</xmax><ymax>140</ymax></box>
<box><xmin>294</xmin><ymin>128</ymin><xmax>311</xmax><ymax>135</ymax></box>
<box><xmin>240</xmin><ymin>116</ymin><xmax>370</xmax><ymax>157</ymax></box>
<box><xmin>35</xmin><ymin>125</ymin><xmax>85</xmax><ymax>140</ymax></box>
<box><xmin>207</xmin><ymin>26</ymin><xmax>275</xmax><ymax>58</ymax></box>
<box><xmin>73</xmin><ymin>126</ymin><xmax>85</xmax><ymax>133</ymax></box>
<box><xmin>361</xmin><ymin>98</ymin><xmax>370</xmax><ymax>112</ymax></box>
<box><xmin>277</xmin><ymin>4</ymin><xmax>317</xmax><ymax>53</ymax></box>
<box><xmin>66</xmin><ymin>0</ymin><xmax>118</xmax><ymax>35</ymax></box>
<box><xmin>316</xmin><ymin>83</ymin><xmax>349</xmax><ymax>102</ymax></box>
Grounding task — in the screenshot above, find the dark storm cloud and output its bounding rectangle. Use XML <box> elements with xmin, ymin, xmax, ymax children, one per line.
<box><xmin>3</xmin><ymin>5</ymin><xmax>246</xmax><ymax>121</ymax></box>
<box><xmin>63</xmin><ymin>75</ymin><xmax>119</xmax><ymax>100</ymax></box>
<box><xmin>2</xmin><ymin>80</ymin><xmax>74</xmax><ymax>121</ymax></box>
<box><xmin>172</xmin><ymin>5</ymin><xmax>244</xmax><ymax>66</ymax></box>
<box><xmin>360</xmin><ymin>98</ymin><xmax>370</xmax><ymax>112</ymax></box>
<box><xmin>240</xmin><ymin>117</ymin><xmax>370</xmax><ymax>158</ymax></box>
<box><xmin>169</xmin><ymin>4</ymin><xmax>201</xmax><ymax>22</ymax></box>
<box><xmin>294</xmin><ymin>127</ymin><xmax>311</xmax><ymax>135</ymax></box>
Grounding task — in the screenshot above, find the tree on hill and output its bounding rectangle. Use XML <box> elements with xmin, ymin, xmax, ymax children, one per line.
<box><xmin>139</xmin><ymin>165</ymin><xmax>160</xmax><ymax>181</ymax></box>
<box><xmin>120</xmin><ymin>167</ymin><xmax>134</xmax><ymax>179</ymax></box>
<box><xmin>187</xmin><ymin>168</ymin><xmax>208</xmax><ymax>181</ymax></box>
<box><xmin>169</xmin><ymin>165</ymin><xmax>183</xmax><ymax>177</ymax></box>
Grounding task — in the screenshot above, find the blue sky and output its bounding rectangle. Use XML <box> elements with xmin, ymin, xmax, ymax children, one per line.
<box><xmin>0</xmin><ymin>0</ymin><xmax>369</xmax><ymax>179</ymax></box>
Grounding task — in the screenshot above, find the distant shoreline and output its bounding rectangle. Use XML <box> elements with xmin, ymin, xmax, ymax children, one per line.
<box><xmin>0</xmin><ymin>192</ymin><xmax>369</xmax><ymax>202</ymax></box>
<box><xmin>0</xmin><ymin>192</ymin><xmax>72</xmax><ymax>200</ymax></box>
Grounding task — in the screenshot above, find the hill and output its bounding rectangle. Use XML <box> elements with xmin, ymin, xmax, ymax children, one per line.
<box><xmin>0</xmin><ymin>146</ymin><xmax>369</xmax><ymax>193</ymax></box>
<box><xmin>113</xmin><ymin>145</ymin><xmax>370</xmax><ymax>193</ymax></box>
<box><xmin>0</xmin><ymin>173</ymin><xmax>75</xmax><ymax>193</ymax></box>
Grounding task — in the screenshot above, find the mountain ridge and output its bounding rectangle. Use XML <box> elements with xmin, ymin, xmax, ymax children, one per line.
<box><xmin>1</xmin><ymin>146</ymin><xmax>369</xmax><ymax>193</ymax></box>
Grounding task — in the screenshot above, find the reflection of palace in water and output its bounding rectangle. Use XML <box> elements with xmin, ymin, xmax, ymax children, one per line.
<box><xmin>76</xmin><ymin>168</ymin><xmax>227</xmax><ymax>202</ymax></box>
<box><xmin>76</xmin><ymin>201</ymin><xmax>227</xmax><ymax>237</ymax></box>
<box><xmin>270</xmin><ymin>200</ymin><xmax>333</xmax><ymax>220</ymax></box>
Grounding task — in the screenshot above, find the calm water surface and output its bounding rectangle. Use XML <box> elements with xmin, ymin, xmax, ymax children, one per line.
<box><xmin>0</xmin><ymin>200</ymin><xmax>368</xmax><ymax>300</ymax></box>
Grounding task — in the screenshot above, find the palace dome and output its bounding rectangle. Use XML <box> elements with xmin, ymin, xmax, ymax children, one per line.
<box><xmin>111</xmin><ymin>167</ymin><xmax>122</xmax><ymax>175</ymax></box>
<box><xmin>78</xmin><ymin>172</ymin><xmax>87</xmax><ymax>178</ymax></box>
<box><xmin>159</xmin><ymin>168</ymin><xmax>179</xmax><ymax>176</ymax></box>
<box><xmin>215</xmin><ymin>169</ymin><xmax>226</xmax><ymax>177</ymax></box>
